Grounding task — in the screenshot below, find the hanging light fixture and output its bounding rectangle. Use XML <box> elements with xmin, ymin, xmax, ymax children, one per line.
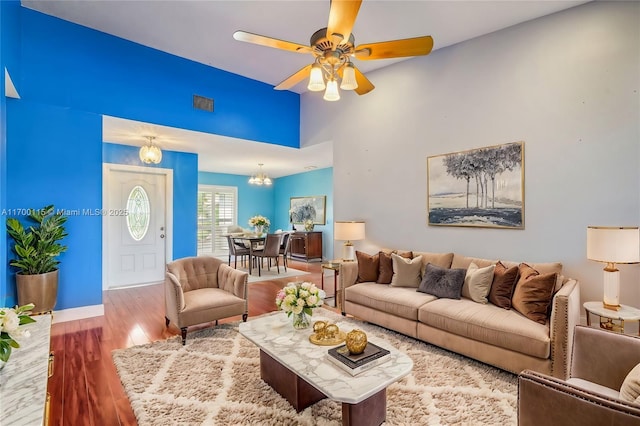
<box><xmin>307</xmin><ymin>52</ymin><xmax>358</xmax><ymax>102</ymax></box>
<box><xmin>248</xmin><ymin>163</ymin><xmax>272</xmax><ymax>186</ymax></box>
<box><xmin>139</xmin><ymin>136</ymin><xmax>162</xmax><ymax>164</ymax></box>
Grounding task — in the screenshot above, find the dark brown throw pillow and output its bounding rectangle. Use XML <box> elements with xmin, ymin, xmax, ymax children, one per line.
<box><xmin>356</xmin><ymin>251</ymin><xmax>379</xmax><ymax>283</ymax></box>
<box><xmin>489</xmin><ymin>261</ymin><xmax>519</xmax><ymax>309</ymax></box>
<box><xmin>511</xmin><ymin>263</ymin><xmax>557</xmax><ymax>324</ymax></box>
<box><xmin>377</xmin><ymin>250</ymin><xmax>412</xmax><ymax>284</ymax></box>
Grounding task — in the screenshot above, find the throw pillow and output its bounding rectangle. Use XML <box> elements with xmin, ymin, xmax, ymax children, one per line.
<box><xmin>488</xmin><ymin>261</ymin><xmax>519</xmax><ymax>309</ymax></box>
<box><xmin>620</xmin><ymin>363</ymin><xmax>640</xmax><ymax>403</ymax></box>
<box><xmin>377</xmin><ymin>250</ymin><xmax>412</xmax><ymax>284</ymax></box>
<box><xmin>355</xmin><ymin>251</ymin><xmax>379</xmax><ymax>283</ymax></box>
<box><xmin>390</xmin><ymin>254</ymin><xmax>423</xmax><ymax>288</ymax></box>
<box><xmin>511</xmin><ymin>263</ymin><xmax>557</xmax><ymax>324</ymax></box>
<box><xmin>417</xmin><ymin>263</ymin><xmax>466</xmax><ymax>299</ymax></box>
<box><xmin>462</xmin><ymin>262</ymin><xmax>496</xmax><ymax>304</ymax></box>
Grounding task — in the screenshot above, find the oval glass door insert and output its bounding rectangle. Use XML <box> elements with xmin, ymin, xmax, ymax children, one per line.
<box><xmin>126</xmin><ymin>185</ymin><xmax>150</xmax><ymax>241</ymax></box>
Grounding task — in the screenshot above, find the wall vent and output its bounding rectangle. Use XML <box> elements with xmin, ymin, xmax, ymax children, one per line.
<box><xmin>193</xmin><ymin>95</ymin><xmax>214</xmax><ymax>112</ymax></box>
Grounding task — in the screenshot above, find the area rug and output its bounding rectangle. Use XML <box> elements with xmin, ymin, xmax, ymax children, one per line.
<box><xmin>112</xmin><ymin>309</ymin><xmax>517</xmax><ymax>425</ymax></box>
<box><xmin>240</xmin><ymin>267</ymin><xmax>311</xmax><ymax>283</ymax></box>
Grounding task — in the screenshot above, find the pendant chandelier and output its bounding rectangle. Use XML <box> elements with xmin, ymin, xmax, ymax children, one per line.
<box><xmin>139</xmin><ymin>136</ymin><xmax>162</xmax><ymax>164</ymax></box>
<box><xmin>248</xmin><ymin>163</ymin><xmax>272</xmax><ymax>186</ymax></box>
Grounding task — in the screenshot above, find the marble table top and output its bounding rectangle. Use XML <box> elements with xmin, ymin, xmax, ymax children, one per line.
<box><xmin>0</xmin><ymin>314</ymin><xmax>52</xmax><ymax>426</ymax></box>
<box><xmin>239</xmin><ymin>311</ymin><xmax>413</xmax><ymax>404</ymax></box>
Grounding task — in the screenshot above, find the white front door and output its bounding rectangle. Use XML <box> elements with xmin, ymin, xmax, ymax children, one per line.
<box><xmin>104</xmin><ymin>166</ymin><xmax>171</xmax><ymax>289</ymax></box>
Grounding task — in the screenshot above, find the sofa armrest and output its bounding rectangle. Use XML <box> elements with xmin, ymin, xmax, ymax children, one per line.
<box><xmin>549</xmin><ymin>278</ymin><xmax>580</xmax><ymax>379</ymax></box>
<box><xmin>217</xmin><ymin>263</ymin><xmax>249</xmax><ymax>300</ymax></box>
<box><xmin>338</xmin><ymin>262</ymin><xmax>359</xmax><ymax>312</ymax></box>
<box><xmin>571</xmin><ymin>325</ymin><xmax>640</xmax><ymax>390</ymax></box>
<box><xmin>165</xmin><ymin>272</ymin><xmax>186</xmax><ymax>322</ymax></box>
<box><xmin>518</xmin><ymin>370</ymin><xmax>640</xmax><ymax>426</ymax></box>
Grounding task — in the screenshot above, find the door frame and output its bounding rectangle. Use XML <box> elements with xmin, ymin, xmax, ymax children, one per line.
<box><xmin>102</xmin><ymin>163</ymin><xmax>174</xmax><ymax>290</ymax></box>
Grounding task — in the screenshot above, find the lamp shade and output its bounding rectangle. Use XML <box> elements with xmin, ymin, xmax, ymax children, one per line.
<box><xmin>587</xmin><ymin>226</ymin><xmax>640</xmax><ymax>264</ymax></box>
<box><xmin>334</xmin><ymin>221</ymin><xmax>365</xmax><ymax>241</ymax></box>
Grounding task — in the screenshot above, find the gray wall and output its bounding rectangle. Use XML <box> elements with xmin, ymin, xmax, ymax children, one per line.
<box><xmin>301</xmin><ymin>2</ymin><xmax>640</xmax><ymax>307</ymax></box>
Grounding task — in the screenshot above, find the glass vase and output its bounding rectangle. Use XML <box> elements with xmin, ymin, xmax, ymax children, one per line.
<box><xmin>255</xmin><ymin>225</ymin><xmax>264</xmax><ymax>235</ymax></box>
<box><xmin>292</xmin><ymin>311</ymin><xmax>310</xmax><ymax>329</ymax></box>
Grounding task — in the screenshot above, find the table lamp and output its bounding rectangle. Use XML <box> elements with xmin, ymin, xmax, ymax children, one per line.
<box><xmin>587</xmin><ymin>226</ymin><xmax>640</xmax><ymax>311</ymax></box>
<box><xmin>334</xmin><ymin>221</ymin><xmax>365</xmax><ymax>261</ymax></box>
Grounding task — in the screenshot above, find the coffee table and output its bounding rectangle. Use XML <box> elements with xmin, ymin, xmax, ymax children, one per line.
<box><xmin>239</xmin><ymin>311</ymin><xmax>413</xmax><ymax>426</ymax></box>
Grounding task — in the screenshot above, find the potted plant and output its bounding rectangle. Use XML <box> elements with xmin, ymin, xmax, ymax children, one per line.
<box><xmin>6</xmin><ymin>205</ymin><xmax>68</xmax><ymax>314</ymax></box>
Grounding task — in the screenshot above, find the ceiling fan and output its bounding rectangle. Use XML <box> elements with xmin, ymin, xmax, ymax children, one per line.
<box><xmin>233</xmin><ymin>0</ymin><xmax>433</xmax><ymax>101</ymax></box>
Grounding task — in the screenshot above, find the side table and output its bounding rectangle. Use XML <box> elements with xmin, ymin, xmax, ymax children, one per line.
<box><xmin>583</xmin><ymin>301</ymin><xmax>640</xmax><ymax>335</ymax></box>
<box><xmin>321</xmin><ymin>261</ymin><xmax>341</xmax><ymax>309</ymax></box>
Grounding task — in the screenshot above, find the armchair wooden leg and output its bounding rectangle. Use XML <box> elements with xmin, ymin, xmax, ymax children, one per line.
<box><xmin>165</xmin><ymin>316</ymin><xmax>170</xmax><ymax>327</ymax></box>
<box><xmin>242</xmin><ymin>313</ymin><xmax>248</xmax><ymax>322</ymax></box>
<box><xmin>181</xmin><ymin>327</ymin><xmax>187</xmax><ymax>345</ymax></box>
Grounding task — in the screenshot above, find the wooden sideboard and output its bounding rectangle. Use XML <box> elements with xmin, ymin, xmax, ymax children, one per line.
<box><xmin>289</xmin><ymin>231</ymin><xmax>322</xmax><ymax>262</ymax></box>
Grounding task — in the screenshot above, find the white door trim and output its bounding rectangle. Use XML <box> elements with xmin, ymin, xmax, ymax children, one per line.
<box><xmin>102</xmin><ymin>163</ymin><xmax>174</xmax><ymax>290</ymax></box>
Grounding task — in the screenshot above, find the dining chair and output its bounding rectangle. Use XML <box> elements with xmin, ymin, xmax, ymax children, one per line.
<box><xmin>279</xmin><ymin>232</ymin><xmax>292</xmax><ymax>272</ymax></box>
<box><xmin>252</xmin><ymin>234</ymin><xmax>281</xmax><ymax>276</ymax></box>
<box><xmin>227</xmin><ymin>235</ymin><xmax>249</xmax><ymax>268</ymax></box>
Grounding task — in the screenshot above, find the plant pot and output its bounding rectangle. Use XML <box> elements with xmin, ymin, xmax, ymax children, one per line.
<box><xmin>16</xmin><ymin>270</ymin><xmax>58</xmax><ymax>314</ymax></box>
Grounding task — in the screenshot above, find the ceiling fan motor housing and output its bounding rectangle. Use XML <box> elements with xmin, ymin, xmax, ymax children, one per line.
<box><xmin>310</xmin><ymin>27</ymin><xmax>355</xmax><ymax>57</ymax></box>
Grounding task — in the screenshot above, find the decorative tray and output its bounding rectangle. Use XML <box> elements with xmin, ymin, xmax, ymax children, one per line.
<box><xmin>309</xmin><ymin>330</ymin><xmax>347</xmax><ymax>346</ymax></box>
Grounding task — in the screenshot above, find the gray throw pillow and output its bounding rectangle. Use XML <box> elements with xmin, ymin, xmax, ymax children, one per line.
<box><xmin>418</xmin><ymin>263</ymin><xmax>466</xmax><ymax>299</ymax></box>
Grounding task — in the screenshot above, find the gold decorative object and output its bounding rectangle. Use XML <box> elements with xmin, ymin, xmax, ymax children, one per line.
<box><xmin>309</xmin><ymin>321</ymin><xmax>347</xmax><ymax>346</ymax></box>
<box><xmin>345</xmin><ymin>329</ymin><xmax>368</xmax><ymax>355</ymax></box>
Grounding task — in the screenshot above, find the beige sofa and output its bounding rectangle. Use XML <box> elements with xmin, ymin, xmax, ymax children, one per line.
<box><xmin>339</xmin><ymin>251</ymin><xmax>581</xmax><ymax>379</ymax></box>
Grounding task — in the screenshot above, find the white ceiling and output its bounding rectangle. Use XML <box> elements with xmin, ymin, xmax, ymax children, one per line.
<box><xmin>23</xmin><ymin>0</ymin><xmax>589</xmax><ymax>177</ymax></box>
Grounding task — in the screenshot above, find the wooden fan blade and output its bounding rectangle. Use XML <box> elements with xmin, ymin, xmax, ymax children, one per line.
<box><xmin>355</xmin><ymin>36</ymin><xmax>433</xmax><ymax>60</ymax></box>
<box><xmin>353</xmin><ymin>66</ymin><xmax>374</xmax><ymax>95</ymax></box>
<box><xmin>274</xmin><ymin>64</ymin><xmax>313</xmax><ymax>90</ymax></box>
<box><xmin>233</xmin><ymin>31</ymin><xmax>312</xmax><ymax>54</ymax></box>
<box><xmin>326</xmin><ymin>0</ymin><xmax>362</xmax><ymax>48</ymax></box>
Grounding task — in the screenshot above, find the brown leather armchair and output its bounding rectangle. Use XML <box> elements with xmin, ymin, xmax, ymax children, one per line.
<box><xmin>518</xmin><ymin>325</ymin><xmax>640</xmax><ymax>426</ymax></box>
<box><xmin>165</xmin><ymin>256</ymin><xmax>249</xmax><ymax>345</ymax></box>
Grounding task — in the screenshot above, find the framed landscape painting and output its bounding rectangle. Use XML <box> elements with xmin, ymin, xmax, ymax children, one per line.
<box><xmin>427</xmin><ymin>141</ymin><xmax>524</xmax><ymax>229</ymax></box>
<box><xmin>290</xmin><ymin>196</ymin><xmax>326</xmax><ymax>225</ymax></box>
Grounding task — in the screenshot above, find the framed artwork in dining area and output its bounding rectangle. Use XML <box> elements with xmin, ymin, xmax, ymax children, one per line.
<box><xmin>290</xmin><ymin>196</ymin><xmax>326</xmax><ymax>225</ymax></box>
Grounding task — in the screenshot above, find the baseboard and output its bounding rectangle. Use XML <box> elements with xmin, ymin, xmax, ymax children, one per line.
<box><xmin>52</xmin><ymin>304</ymin><xmax>105</xmax><ymax>324</ymax></box>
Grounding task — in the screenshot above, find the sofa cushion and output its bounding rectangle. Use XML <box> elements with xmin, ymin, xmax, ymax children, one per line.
<box><xmin>462</xmin><ymin>262</ymin><xmax>496</xmax><ymax>304</ymax></box>
<box><xmin>377</xmin><ymin>250</ymin><xmax>412</xmax><ymax>284</ymax></box>
<box><xmin>418</xmin><ymin>298</ymin><xmax>551</xmax><ymax>359</ymax></box>
<box><xmin>489</xmin><ymin>261</ymin><xmax>520</xmax><ymax>309</ymax></box>
<box><xmin>345</xmin><ymin>282</ymin><xmax>437</xmax><ymax>320</ymax></box>
<box><xmin>451</xmin><ymin>253</ymin><xmax>563</xmax><ymax>276</ymax></box>
<box><xmin>620</xmin><ymin>363</ymin><xmax>640</xmax><ymax>403</ymax></box>
<box><xmin>511</xmin><ymin>263</ymin><xmax>557</xmax><ymax>324</ymax></box>
<box><xmin>390</xmin><ymin>254</ymin><xmax>423</xmax><ymax>288</ymax></box>
<box><xmin>356</xmin><ymin>251</ymin><xmax>379</xmax><ymax>283</ymax></box>
<box><xmin>418</xmin><ymin>263</ymin><xmax>466</xmax><ymax>299</ymax></box>
<box><xmin>413</xmin><ymin>251</ymin><xmax>455</xmax><ymax>273</ymax></box>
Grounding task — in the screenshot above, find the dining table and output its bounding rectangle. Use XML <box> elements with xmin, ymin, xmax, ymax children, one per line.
<box><xmin>229</xmin><ymin>234</ymin><xmax>266</xmax><ymax>275</ymax></box>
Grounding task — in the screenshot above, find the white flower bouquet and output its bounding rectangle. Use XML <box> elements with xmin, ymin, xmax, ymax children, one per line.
<box><xmin>248</xmin><ymin>215</ymin><xmax>270</xmax><ymax>227</ymax></box>
<box><xmin>0</xmin><ymin>303</ymin><xmax>36</xmax><ymax>363</ymax></box>
<box><xmin>275</xmin><ymin>282</ymin><xmax>326</xmax><ymax>317</ymax></box>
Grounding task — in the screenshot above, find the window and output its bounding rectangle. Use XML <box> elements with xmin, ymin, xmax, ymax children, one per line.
<box><xmin>197</xmin><ymin>185</ymin><xmax>238</xmax><ymax>255</ymax></box>
<box><xmin>126</xmin><ymin>185</ymin><xmax>150</xmax><ymax>241</ymax></box>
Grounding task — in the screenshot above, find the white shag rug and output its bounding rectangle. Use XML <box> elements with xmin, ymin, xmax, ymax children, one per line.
<box><xmin>112</xmin><ymin>309</ymin><xmax>517</xmax><ymax>425</ymax></box>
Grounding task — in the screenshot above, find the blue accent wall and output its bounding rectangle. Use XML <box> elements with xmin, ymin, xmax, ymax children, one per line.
<box><xmin>0</xmin><ymin>0</ymin><xmax>21</xmax><ymax>307</ymax></box>
<box><xmin>198</xmin><ymin>172</ymin><xmax>274</xmax><ymax>230</ymax></box>
<box><xmin>6</xmin><ymin>100</ymin><xmax>103</xmax><ymax>309</ymax></box>
<box><xmin>104</xmin><ymin>143</ymin><xmax>198</xmax><ymax>260</ymax></box>
<box><xmin>18</xmin><ymin>8</ymin><xmax>300</xmax><ymax>147</ymax></box>
<box><xmin>274</xmin><ymin>168</ymin><xmax>334</xmax><ymax>260</ymax></box>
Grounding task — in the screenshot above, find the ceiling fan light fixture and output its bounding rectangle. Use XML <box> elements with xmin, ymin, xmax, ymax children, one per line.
<box><xmin>307</xmin><ymin>63</ymin><xmax>326</xmax><ymax>92</ymax></box>
<box><xmin>323</xmin><ymin>79</ymin><xmax>340</xmax><ymax>101</ymax></box>
<box><xmin>340</xmin><ymin>63</ymin><xmax>358</xmax><ymax>91</ymax></box>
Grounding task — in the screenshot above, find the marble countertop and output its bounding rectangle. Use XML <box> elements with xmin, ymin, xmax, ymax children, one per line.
<box><xmin>0</xmin><ymin>314</ymin><xmax>52</xmax><ymax>425</ymax></box>
<box><xmin>239</xmin><ymin>311</ymin><xmax>413</xmax><ymax>404</ymax></box>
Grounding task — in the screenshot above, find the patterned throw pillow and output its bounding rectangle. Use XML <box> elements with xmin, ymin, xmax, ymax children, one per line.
<box><xmin>417</xmin><ymin>263</ymin><xmax>466</xmax><ymax>299</ymax></box>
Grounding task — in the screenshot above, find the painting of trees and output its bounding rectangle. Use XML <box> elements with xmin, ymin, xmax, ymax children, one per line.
<box><xmin>428</xmin><ymin>142</ymin><xmax>524</xmax><ymax>228</ymax></box>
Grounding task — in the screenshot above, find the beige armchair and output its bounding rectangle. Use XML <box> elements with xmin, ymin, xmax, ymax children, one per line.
<box><xmin>518</xmin><ymin>325</ymin><xmax>640</xmax><ymax>426</ymax></box>
<box><xmin>165</xmin><ymin>256</ymin><xmax>249</xmax><ymax>345</ymax></box>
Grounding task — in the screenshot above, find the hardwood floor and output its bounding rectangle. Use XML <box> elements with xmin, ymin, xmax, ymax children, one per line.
<box><xmin>47</xmin><ymin>260</ymin><xmax>330</xmax><ymax>426</ymax></box>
